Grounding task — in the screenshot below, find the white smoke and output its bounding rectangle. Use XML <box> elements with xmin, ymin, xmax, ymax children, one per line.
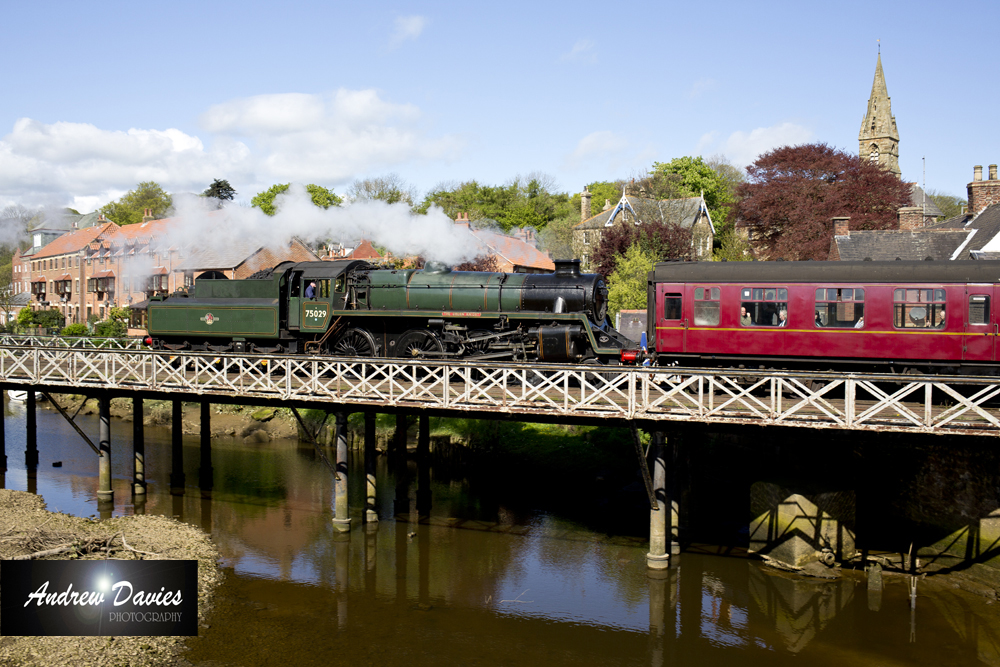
<box><xmin>164</xmin><ymin>185</ymin><xmax>483</xmax><ymax>266</ymax></box>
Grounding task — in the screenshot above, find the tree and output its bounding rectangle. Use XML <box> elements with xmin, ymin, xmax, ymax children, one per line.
<box><xmin>736</xmin><ymin>143</ymin><xmax>912</xmax><ymax>261</ymax></box>
<box><xmin>33</xmin><ymin>308</ymin><xmax>65</xmax><ymax>331</ymax></box>
<box><xmin>99</xmin><ymin>181</ymin><xmax>173</xmax><ymax>225</ymax></box>
<box><xmin>202</xmin><ymin>178</ymin><xmax>237</xmax><ymax>205</ymax></box>
<box><xmin>651</xmin><ymin>156</ymin><xmax>736</xmax><ymax>235</ymax></box>
<box><xmin>538</xmin><ymin>213</ymin><xmax>579</xmax><ymax>259</ymax></box>
<box><xmin>712</xmin><ymin>227</ymin><xmax>753</xmax><ymax>262</ymax></box>
<box><xmin>347</xmin><ymin>173</ymin><xmax>418</xmax><ymax>207</ymax></box>
<box><xmin>606</xmin><ymin>244</ymin><xmax>658</xmax><ymax>322</ymax></box>
<box><xmin>251</xmin><ymin>183</ymin><xmax>343</xmax><ymax>216</ymax></box>
<box><xmin>415</xmin><ymin>173</ymin><xmax>570</xmax><ymax>232</ymax></box>
<box><xmin>926</xmin><ymin>189</ymin><xmax>967</xmax><ymax>220</ymax></box>
<box><xmin>591</xmin><ymin>217</ymin><xmax>692</xmax><ymax>278</ymax></box>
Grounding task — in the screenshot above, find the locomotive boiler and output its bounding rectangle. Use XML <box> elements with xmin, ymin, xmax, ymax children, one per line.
<box><xmin>144</xmin><ymin>259</ymin><xmax>635</xmax><ymax>363</ymax></box>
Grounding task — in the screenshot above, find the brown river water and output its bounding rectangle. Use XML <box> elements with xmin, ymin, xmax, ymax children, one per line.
<box><xmin>3</xmin><ymin>399</ymin><xmax>1000</xmax><ymax>666</ymax></box>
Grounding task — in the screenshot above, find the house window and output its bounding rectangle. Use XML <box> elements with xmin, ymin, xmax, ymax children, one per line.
<box><xmin>740</xmin><ymin>287</ymin><xmax>789</xmax><ymax>327</ymax></box>
<box><xmin>893</xmin><ymin>288</ymin><xmax>946</xmax><ymax>329</ymax></box>
<box><xmin>815</xmin><ymin>288</ymin><xmax>865</xmax><ymax>328</ymax></box>
<box><xmin>693</xmin><ymin>286</ymin><xmax>720</xmax><ymax>326</ymax></box>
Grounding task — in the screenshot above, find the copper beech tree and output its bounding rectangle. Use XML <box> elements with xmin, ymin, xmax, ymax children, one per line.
<box><xmin>591</xmin><ymin>216</ymin><xmax>692</xmax><ymax>277</ymax></box>
<box><xmin>736</xmin><ymin>143</ymin><xmax>912</xmax><ymax>261</ymax></box>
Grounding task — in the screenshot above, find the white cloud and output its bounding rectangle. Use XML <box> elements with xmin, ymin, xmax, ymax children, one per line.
<box><xmin>560</xmin><ymin>39</ymin><xmax>596</xmax><ymax>63</ymax></box>
<box><xmin>697</xmin><ymin>122</ymin><xmax>814</xmax><ymax>166</ymax></box>
<box><xmin>565</xmin><ymin>131</ymin><xmax>628</xmax><ymax>168</ymax></box>
<box><xmin>0</xmin><ymin>88</ymin><xmax>463</xmax><ymax>210</ymax></box>
<box><xmin>389</xmin><ymin>15</ymin><xmax>428</xmax><ymax>49</ymax></box>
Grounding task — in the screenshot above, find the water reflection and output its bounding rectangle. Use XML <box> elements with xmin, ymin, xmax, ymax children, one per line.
<box><xmin>4</xmin><ymin>399</ymin><xmax>1000</xmax><ymax>665</ymax></box>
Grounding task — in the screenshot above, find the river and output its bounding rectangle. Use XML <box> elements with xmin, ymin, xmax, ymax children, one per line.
<box><xmin>2</xmin><ymin>398</ymin><xmax>999</xmax><ymax>666</ymax></box>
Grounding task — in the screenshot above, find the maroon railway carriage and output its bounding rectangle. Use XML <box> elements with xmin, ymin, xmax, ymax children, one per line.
<box><xmin>645</xmin><ymin>261</ymin><xmax>1000</xmax><ymax>373</ymax></box>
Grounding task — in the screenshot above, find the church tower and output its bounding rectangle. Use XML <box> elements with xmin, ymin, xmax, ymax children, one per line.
<box><xmin>859</xmin><ymin>53</ymin><xmax>900</xmax><ymax>177</ymax></box>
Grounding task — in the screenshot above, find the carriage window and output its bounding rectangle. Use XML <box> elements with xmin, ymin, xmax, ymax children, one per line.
<box><xmin>693</xmin><ymin>286</ymin><xmax>720</xmax><ymax>326</ymax></box>
<box><xmin>663</xmin><ymin>293</ymin><xmax>682</xmax><ymax>320</ymax></box>
<box><xmin>893</xmin><ymin>288</ymin><xmax>946</xmax><ymax>329</ymax></box>
<box><xmin>815</xmin><ymin>287</ymin><xmax>865</xmax><ymax>328</ymax></box>
<box><xmin>969</xmin><ymin>295</ymin><xmax>990</xmax><ymax>326</ymax></box>
<box><xmin>740</xmin><ymin>287</ymin><xmax>788</xmax><ymax>327</ymax></box>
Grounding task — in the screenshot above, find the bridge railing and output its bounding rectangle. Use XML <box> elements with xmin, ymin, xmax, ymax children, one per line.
<box><xmin>0</xmin><ymin>335</ymin><xmax>144</xmax><ymax>350</ymax></box>
<box><xmin>0</xmin><ymin>345</ymin><xmax>998</xmax><ymax>436</ymax></box>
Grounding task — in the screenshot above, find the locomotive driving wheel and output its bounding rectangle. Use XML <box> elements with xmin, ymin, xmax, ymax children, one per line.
<box><xmin>394</xmin><ymin>330</ymin><xmax>444</xmax><ymax>359</ymax></box>
<box><xmin>333</xmin><ymin>328</ymin><xmax>379</xmax><ymax>357</ymax></box>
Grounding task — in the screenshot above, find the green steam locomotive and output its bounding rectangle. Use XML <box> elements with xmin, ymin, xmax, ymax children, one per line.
<box><xmin>144</xmin><ymin>259</ymin><xmax>635</xmax><ymax>363</ymax></box>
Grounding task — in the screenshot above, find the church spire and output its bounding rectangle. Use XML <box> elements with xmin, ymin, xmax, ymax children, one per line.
<box><xmin>859</xmin><ymin>52</ymin><xmax>900</xmax><ymax>177</ymax></box>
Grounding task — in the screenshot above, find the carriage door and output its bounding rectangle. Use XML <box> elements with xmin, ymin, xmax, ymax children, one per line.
<box><xmin>656</xmin><ymin>283</ymin><xmax>685</xmax><ymax>354</ymax></box>
<box><xmin>964</xmin><ymin>285</ymin><xmax>995</xmax><ymax>362</ymax></box>
<box><xmin>288</xmin><ymin>271</ymin><xmax>303</xmax><ymax>329</ymax></box>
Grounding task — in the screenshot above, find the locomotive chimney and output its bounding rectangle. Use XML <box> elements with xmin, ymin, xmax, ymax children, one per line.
<box><xmin>832</xmin><ymin>216</ymin><xmax>850</xmax><ymax>237</ymax></box>
<box><xmin>553</xmin><ymin>259</ymin><xmax>581</xmax><ymax>277</ymax></box>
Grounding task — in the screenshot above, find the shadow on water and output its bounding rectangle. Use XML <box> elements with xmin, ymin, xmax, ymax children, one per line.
<box><xmin>4</xmin><ymin>399</ymin><xmax>1000</xmax><ymax>665</ymax></box>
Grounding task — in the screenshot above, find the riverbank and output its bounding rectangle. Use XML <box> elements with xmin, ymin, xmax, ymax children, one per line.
<box><xmin>0</xmin><ymin>489</ymin><xmax>221</xmax><ymax>666</ymax></box>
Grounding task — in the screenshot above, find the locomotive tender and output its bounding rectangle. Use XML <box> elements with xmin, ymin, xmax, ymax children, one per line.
<box><xmin>145</xmin><ymin>259</ymin><xmax>635</xmax><ymax>363</ymax></box>
<box><xmin>643</xmin><ymin>260</ymin><xmax>1000</xmax><ymax>373</ymax></box>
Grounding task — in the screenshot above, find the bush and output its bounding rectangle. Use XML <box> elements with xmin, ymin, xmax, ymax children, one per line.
<box><xmin>33</xmin><ymin>308</ymin><xmax>65</xmax><ymax>330</ymax></box>
<box><xmin>93</xmin><ymin>319</ymin><xmax>127</xmax><ymax>338</ymax></box>
<box><xmin>60</xmin><ymin>323</ymin><xmax>89</xmax><ymax>336</ymax></box>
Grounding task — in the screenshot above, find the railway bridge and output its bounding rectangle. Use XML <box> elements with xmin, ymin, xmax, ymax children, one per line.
<box><xmin>2</xmin><ymin>335</ymin><xmax>999</xmax><ymax>569</ymax></box>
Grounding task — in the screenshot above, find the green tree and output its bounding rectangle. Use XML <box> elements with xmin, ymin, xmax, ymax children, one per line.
<box><xmin>712</xmin><ymin>227</ymin><xmax>753</xmax><ymax>261</ymax></box>
<box><xmin>347</xmin><ymin>173</ymin><xmax>418</xmax><ymax>207</ymax></box>
<box><xmin>99</xmin><ymin>181</ymin><xmax>173</xmax><ymax>225</ymax></box>
<box><xmin>606</xmin><ymin>244</ymin><xmax>657</xmax><ymax>322</ymax></box>
<box><xmin>926</xmin><ymin>189</ymin><xmax>967</xmax><ymax>220</ymax></box>
<box><xmin>33</xmin><ymin>308</ymin><xmax>65</xmax><ymax>331</ymax></box>
<box><xmin>203</xmin><ymin>178</ymin><xmax>237</xmax><ymax>203</ymax></box>
<box><xmin>60</xmin><ymin>323</ymin><xmax>88</xmax><ymax>336</ymax></box>
<box><xmin>651</xmin><ymin>156</ymin><xmax>736</xmax><ymax>234</ymax></box>
<box><xmin>416</xmin><ymin>174</ymin><xmax>570</xmax><ymax>232</ymax></box>
<box><xmin>251</xmin><ymin>183</ymin><xmax>343</xmax><ymax>216</ymax></box>
<box><xmin>16</xmin><ymin>307</ymin><xmax>34</xmax><ymax>331</ymax></box>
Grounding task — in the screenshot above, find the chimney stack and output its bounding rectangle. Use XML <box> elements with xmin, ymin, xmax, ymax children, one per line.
<box><xmin>454</xmin><ymin>212</ymin><xmax>470</xmax><ymax>228</ymax></box>
<box><xmin>968</xmin><ymin>163</ymin><xmax>1000</xmax><ymax>216</ymax></box>
<box><xmin>142</xmin><ymin>208</ymin><xmax>154</xmax><ymax>223</ymax></box>
<box><xmin>581</xmin><ymin>186</ymin><xmax>592</xmax><ymax>222</ymax></box>
<box><xmin>832</xmin><ymin>216</ymin><xmax>850</xmax><ymax>237</ymax></box>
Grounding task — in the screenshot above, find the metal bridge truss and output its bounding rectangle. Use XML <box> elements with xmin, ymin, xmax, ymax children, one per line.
<box><xmin>0</xmin><ymin>335</ymin><xmax>143</xmax><ymax>350</ymax></box>
<box><xmin>1</xmin><ymin>345</ymin><xmax>998</xmax><ymax>436</ymax></box>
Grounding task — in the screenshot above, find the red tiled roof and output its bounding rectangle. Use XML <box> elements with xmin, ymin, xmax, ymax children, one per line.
<box><xmin>56</xmin><ymin>273</ymin><xmax>72</xmax><ymax>281</ymax></box>
<box><xmin>91</xmin><ymin>270</ymin><xmax>116</xmax><ymax>278</ymax></box>
<box><xmin>151</xmin><ymin>266</ymin><xmax>168</xmax><ymax>275</ymax></box>
<box><xmin>469</xmin><ymin>227</ymin><xmax>554</xmax><ymax>272</ymax></box>
<box><xmin>347</xmin><ymin>239</ymin><xmax>383</xmax><ymax>260</ymax></box>
<box><xmin>33</xmin><ymin>222</ymin><xmax>118</xmax><ymax>259</ymax></box>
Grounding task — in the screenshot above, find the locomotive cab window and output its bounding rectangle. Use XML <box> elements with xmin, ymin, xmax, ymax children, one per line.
<box><xmin>969</xmin><ymin>295</ymin><xmax>990</xmax><ymax>325</ymax></box>
<box><xmin>815</xmin><ymin>288</ymin><xmax>865</xmax><ymax>328</ymax></box>
<box><xmin>693</xmin><ymin>287</ymin><xmax>720</xmax><ymax>326</ymax></box>
<box><xmin>894</xmin><ymin>288</ymin><xmax>946</xmax><ymax>329</ymax></box>
<box><xmin>740</xmin><ymin>287</ymin><xmax>788</xmax><ymax>327</ymax></box>
<box><xmin>663</xmin><ymin>293</ymin><xmax>682</xmax><ymax>320</ymax></box>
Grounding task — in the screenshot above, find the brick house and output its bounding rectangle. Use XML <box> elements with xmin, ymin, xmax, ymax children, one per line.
<box><xmin>571</xmin><ymin>188</ymin><xmax>715</xmax><ymax>271</ymax></box>
<box><xmin>451</xmin><ymin>213</ymin><xmax>554</xmax><ymax>273</ymax></box>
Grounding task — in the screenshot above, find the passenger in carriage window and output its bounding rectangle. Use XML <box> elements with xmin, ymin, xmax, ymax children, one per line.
<box><xmin>740</xmin><ymin>306</ymin><xmax>752</xmax><ymax>326</ymax></box>
<box><xmin>855</xmin><ymin>316</ymin><xmax>864</xmax><ymax>329</ymax></box>
<box><xmin>777</xmin><ymin>309</ymin><xmax>788</xmax><ymax>327</ymax></box>
<box><xmin>815</xmin><ymin>311</ymin><xmax>823</xmax><ymax>327</ymax></box>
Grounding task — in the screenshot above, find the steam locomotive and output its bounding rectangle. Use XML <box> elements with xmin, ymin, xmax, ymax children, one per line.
<box><xmin>144</xmin><ymin>259</ymin><xmax>635</xmax><ymax>363</ymax></box>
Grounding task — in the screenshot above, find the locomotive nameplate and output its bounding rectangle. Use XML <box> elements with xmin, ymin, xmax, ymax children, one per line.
<box><xmin>442</xmin><ymin>312</ymin><xmax>481</xmax><ymax>317</ymax></box>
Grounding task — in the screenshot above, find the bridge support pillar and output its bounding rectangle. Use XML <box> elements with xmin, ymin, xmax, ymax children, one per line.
<box><xmin>394</xmin><ymin>412</ymin><xmax>409</xmax><ymax>515</ymax></box>
<box><xmin>199</xmin><ymin>402</ymin><xmax>213</xmax><ymax>493</ymax></box>
<box><xmin>333</xmin><ymin>411</ymin><xmax>351</xmax><ymax>531</ymax></box>
<box><xmin>132</xmin><ymin>397</ymin><xmax>145</xmax><ymax>496</ymax></box>
<box><xmin>97</xmin><ymin>393</ymin><xmax>113</xmax><ymax>501</ymax></box>
<box><xmin>0</xmin><ymin>391</ymin><xmax>6</xmax><ymax>473</ymax></box>
<box><xmin>25</xmin><ymin>391</ymin><xmax>38</xmax><ymax>469</ymax></box>
<box><xmin>364</xmin><ymin>411</ymin><xmax>378</xmax><ymax>523</ymax></box>
<box><xmin>170</xmin><ymin>400</ymin><xmax>185</xmax><ymax>492</ymax></box>
<box><xmin>647</xmin><ymin>431</ymin><xmax>670</xmax><ymax>569</ymax></box>
<box><xmin>417</xmin><ymin>413</ymin><xmax>431</xmax><ymax>516</ymax></box>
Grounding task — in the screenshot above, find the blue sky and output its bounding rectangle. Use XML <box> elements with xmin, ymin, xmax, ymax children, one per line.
<box><xmin>2</xmin><ymin>0</ymin><xmax>997</xmax><ymax>213</ymax></box>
